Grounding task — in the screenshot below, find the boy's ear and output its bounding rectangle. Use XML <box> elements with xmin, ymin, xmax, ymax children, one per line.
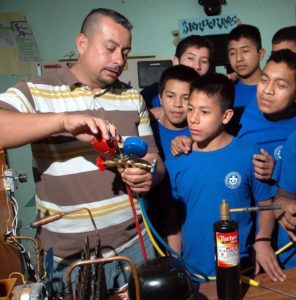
<box><xmin>222</xmin><ymin>109</ymin><xmax>234</xmax><ymax>125</ymax></box>
<box><xmin>258</xmin><ymin>48</ymin><xmax>266</xmax><ymax>61</ymax></box>
<box><xmin>172</xmin><ymin>56</ymin><xmax>180</xmax><ymax>66</ymax></box>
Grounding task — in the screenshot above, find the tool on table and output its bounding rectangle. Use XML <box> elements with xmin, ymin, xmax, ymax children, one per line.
<box><xmin>241</xmin><ymin>274</ymin><xmax>296</xmax><ymax>298</ymax></box>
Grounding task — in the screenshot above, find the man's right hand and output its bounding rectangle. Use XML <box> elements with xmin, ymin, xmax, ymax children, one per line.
<box><xmin>171</xmin><ymin>135</ymin><xmax>193</xmax><ymax>156</ymax></box>
<box><xmin>0</xmin><ymin>109</ymin><xmax>120</xmax><ymax>148</ymax></box>
<box><xmin>61</xmin><ymin>114</ymin><xmax>120</xmax><ymax>143</ymax></box>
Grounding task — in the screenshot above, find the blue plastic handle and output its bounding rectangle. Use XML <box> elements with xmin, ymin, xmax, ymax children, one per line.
<box><xmin>123</xmin><ymin>137</ymin><xmax>148</xmax><ymax>158</ymax></box>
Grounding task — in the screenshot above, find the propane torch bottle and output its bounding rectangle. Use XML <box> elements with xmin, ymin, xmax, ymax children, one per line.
<box><xmin>214</xmin><ymin>199</ymin><xmax>241</xmax><ymax>300</ymax></box>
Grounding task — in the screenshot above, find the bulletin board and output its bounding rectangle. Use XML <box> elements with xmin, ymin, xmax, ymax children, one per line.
<box><xmin>0</xmin><ymin>12</ymin><xmax>41</xmax><ymax>75</ymax></box>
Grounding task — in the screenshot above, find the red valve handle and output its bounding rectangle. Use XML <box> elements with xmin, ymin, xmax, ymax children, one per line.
<box><xmin>92</xmin><ymin>136</ymin><xmax>118</xmax><ymax>158</ymax></box>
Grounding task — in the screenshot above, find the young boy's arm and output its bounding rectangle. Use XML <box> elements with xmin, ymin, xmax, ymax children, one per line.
<box><xmin>171</xmin><ymin>135</ymin><xmax>193</xmax><ymax>156</ymax></box>
<box><xmin>254</xmin><ymin>199</ymin><xmax>286</xmax><ymax>282</ymax></box>
<box><xmin>167</xmin><ymin>231</ymin><xmax>182</xmax><ymax>255</ymax></box>
<box><xmin>274</xmin><ymin>188</ymin><xmax>296</xmax><ymax>241</ymax></box>
<box><xmin>165</xmin><ymin>205</ymin><xmax>182</xmax><ymax>255</ymax></box>
<box><xmin>252</xmin><ymin>149</ymin><xmax>275</xmax><ymax>182</ymax></box>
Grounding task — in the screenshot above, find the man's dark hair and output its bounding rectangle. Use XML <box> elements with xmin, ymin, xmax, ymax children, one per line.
<box><xmin>80</xmin><ymin>8</ymin><xmax>133</xmax><ymax>35</ymax></box>
<box><xmin>159</xmin><ymin>65</ymin><xmax>199</xmax><ymax>95</ymax></box>
<box><xmin>190</xmin><ymin>73</ymin><xmax>235</xmax><ymax>111</ymax></box>
<box><xmin>175</xmin><ymin>35</ymin><xmax>215</xmax><ymax>60</ymax></box>
<box><xmin>227</xmin><ymin>24</ymin><xmax>262</xmax><ymax>50</ymax></box>
<box><xmin>266</xmin><ymin>49</ymin><xmax>296</xmax><ymax>76</ymax></box>
<box><xmin>272</xmin><ymin>26</ymin><xmax>296</xmax><ymax>45</ymax></box>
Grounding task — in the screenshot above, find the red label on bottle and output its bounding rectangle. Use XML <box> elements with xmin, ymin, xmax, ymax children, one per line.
<box><xmin>216</xmin><ymin>231</ymin><xmax>239</xmax><ymax>268</ymax></box>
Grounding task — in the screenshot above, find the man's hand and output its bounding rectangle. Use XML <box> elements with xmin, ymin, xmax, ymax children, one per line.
<box><xmin>171</xmin><ymin>136</ymin><xmax>193</xmax><ymax>156</ymax></box>
<box><xmin>61</xmin><ymin>114</ymin><xmax>120</xmax><ymax>143</ymax></box>
<box><xmin>121</xmin><ymin>167</ymin><xmax>153</xmax><ymax>193</ymax></box>
<box><xmin>252</xmin><ymin>149</ymin><xmax>275</xmax><ymax>181</ymax></box>
<box><xmin>254</xmin><ymin>241</ymin><xmax>286</xmax><ymax>282</ymax></box>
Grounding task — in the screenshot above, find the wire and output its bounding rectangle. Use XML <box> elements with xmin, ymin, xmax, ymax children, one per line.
<box><xmin>126</xmin><ymin>184</ymin><xmax>147</xmax><ymax>261</ymax></box>
<box><xmin>10</xmin><ymin>194</ymin><xmax>19</xmax><ymax>235</ymax></box>
<box><xmin>275</xmin><ymin>241</ymin><xmax>294</xmax><ymax>255</ymax></box>
<box><xmin>141</xmin><ymin>207</ymin><xmax>166</xmax><ymax>256</ymax></box>
<box><xmin>138</xmin><ymin>196</ymin><xmax>213</xmax><ymax>281</ymax></box>
<box><xmin>9</xmin><ymin>272</ymin><xmax>26</xmax><ymax>284</ymax></box>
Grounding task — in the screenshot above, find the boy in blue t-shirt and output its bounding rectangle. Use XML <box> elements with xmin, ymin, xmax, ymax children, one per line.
<box><xmin>165</xmin><ymin>73</ymin><xmax>286</xmax><ymax>282</ymax></box>
<box><xmin>146</xmin><ymin>64</ymin><xmax>198</xmax><ymax>238</ymax></box>
<box><xmin>237</xmin><ymin>49</ymin><xmax>296</xmax><ymax>166</ymax></box>
<box><xmin>227</xmin><ymin>24</ymin><xmax>265</xmax><ymax>109</ymax></box>
<box><xmin>154</xmin><ymin>64</ymin><xmax>198</xmax><ymax>160</ymax></box>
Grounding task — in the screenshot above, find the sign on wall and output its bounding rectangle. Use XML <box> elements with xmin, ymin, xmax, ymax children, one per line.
<box><xmin>0</xmin><ymin>12</ymin><xmax>41</xmax><ymax>75</ymax></box>
<box><xmin>178</xmin><ymin>14</ymin><xmax>238</xmax><ymax>39</ymax></box>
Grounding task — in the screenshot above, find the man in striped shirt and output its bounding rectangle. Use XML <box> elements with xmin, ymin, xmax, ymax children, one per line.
<box><xmin>0</xmin><ymin>8</ymin><xmax>165</xmax><ymax>298</ymax></box>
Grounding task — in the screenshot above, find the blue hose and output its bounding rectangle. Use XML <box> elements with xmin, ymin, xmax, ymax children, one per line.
<box><xmin>139</xmin><ymin>196</ymin><xmax>211</xmax><ymax>282</ymax></box>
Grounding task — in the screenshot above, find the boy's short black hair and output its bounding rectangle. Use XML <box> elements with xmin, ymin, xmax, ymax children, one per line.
<box><xmin>227</xmin><ymin>24</ymin><xmax>262</xmax><ymax>50</ymax></box>
<box><xmin>266</xmin><ymin>49</ymin><xmax>296</xmax><ymax>78</ymax></box>
<box><xmin>81</xmin><ymin>8</ymin><xmax>133</xmax><ymax>35</ymax></box>
<box><xmin>272</xmin><ymin>26</ymin><xmax>296</xmax><ymax>45</ymax></box>
<box><xmin>159</xmin><ymin>65</ymin><xmax>199</xmax><ymax>95</ymax></box>
<box><xmin>175</xmin><ymin>35</ymin><xmax>215</xmax><ymax>60</ymax></box>
<box><xmin>190</xmin><ymin>73</ymin><xmax>235</xmax><ymax>111</ymax></box>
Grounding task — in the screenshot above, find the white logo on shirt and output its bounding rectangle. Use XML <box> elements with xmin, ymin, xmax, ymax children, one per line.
<box><xmin>225</xmin><ymin>172</ymin><xmax>241</xmax><ymax>189</ymax></box>
<box><xmin>274</xmin><ymin>145</ymin><xmax>283</xmax><ymax>160</ymax></box>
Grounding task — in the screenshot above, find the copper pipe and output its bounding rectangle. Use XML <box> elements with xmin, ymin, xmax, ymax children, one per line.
<box><xmin>31</xmin><ymin>207</ymin><xmax>100</xmax><ymax>240</ymax></box>
<box><xmin>230</xmin><ymin>204</ymin><xmax>281</xmax><ymax>213</ymax></box>
<box><xmin>67</xmin><ymin>255</ymin><xmax>141</xmax><ymax>300</ymax></box>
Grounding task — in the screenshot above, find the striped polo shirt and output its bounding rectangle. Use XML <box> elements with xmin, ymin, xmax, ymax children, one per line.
<box><xmin>0</xmin><ymin>67</ymin><xmax>158</xmax><ymax>258</ymax></box>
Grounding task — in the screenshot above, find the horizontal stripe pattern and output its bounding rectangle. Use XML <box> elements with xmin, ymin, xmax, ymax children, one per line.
<box><xmin>1</xmin><ymin>88</ymin><xmax>35</xmax><ymax>113</ymax></box>
<box><xmin>0</xmin><ymin>67</ymin><xmax>157</xmax><ymax>257</ymax></box>
<box><xmin>36</xmin><ymin>194</ymin><xmax>141</xmax><ymax>232</ymax></box>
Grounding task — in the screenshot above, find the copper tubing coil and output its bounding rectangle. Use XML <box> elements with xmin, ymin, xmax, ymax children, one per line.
<box><xmin>66</xmin><ymin>255</ymin><xmax>141</xmax><ymax>300</ymax></box>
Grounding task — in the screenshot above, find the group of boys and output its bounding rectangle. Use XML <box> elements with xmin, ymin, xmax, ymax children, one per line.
<box><xmin>0</xmin><ymin>5</ymin><xmax>295</xmax><ymax>298</ymax></box>
<box><xmin>144</xmin><ymin>24</ymin><xmax>296</xmax><ymax>283</ymax></box>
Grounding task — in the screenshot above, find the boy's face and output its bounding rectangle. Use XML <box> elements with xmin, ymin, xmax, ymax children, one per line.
<box><xmin>160</xmin><ymin>79</ymin><xmax>190</xmax><ymax>130</ymax></box>
<box><xmin>257</xmin><ymin>61</ymin><xmax>296</xmax><ymax>118</ymax></box>
<box><xmin>187</xmin><ymin>90</ymin><xmax>232</xmax><ymax>145</ymax></box>
<box><xmin>228</xmin><ymin>37</ymin><xmax>264</xmax><ymax>80</ymax></box>
<box><xmin>174</xmin><ymin>46</ymin><xmax>210</xmax><ymax>75</ymax></box>
<box><xmin>272</xmin><ymin>41</ymin><xmax>296</xmax><ymax>53</ymax></box>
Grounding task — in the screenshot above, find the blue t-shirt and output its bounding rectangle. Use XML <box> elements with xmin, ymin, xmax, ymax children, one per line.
<box><xmin>165</xmin><ymin>138</ymin><xmax>275</xmax><ymax>277</ymax></box>
<box><xmin>238</xmin><ymin>97</ymin><xmax>296</xmax><ymax>161</ymax></box>
<box><xmin>150</xmin><ymin>94</ymin><xmax>161</xmax><ymax>108</ymax></box>
<box><xmin>234</xmin><ymin>80</ymin><xmax>257</xmax><ymax>108</ymax></box>
<box><xmin>274</xmin><ymin>130</ymin><xmax>296</xmax><ymax>269</ymax></box>
<box><xmin>140</xmin><ymin>82</ymin><xmax>159</xmax><ymax>108</ymax></box>
<box><xmin>156</xmin><ymin>121</ymin><xmax>190</xmax><ymax>161</ymax></box>
<box><xmin>277</xmin><ymin>130</ymin><xmax>296</xmax><ymax>193</ymax></box>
